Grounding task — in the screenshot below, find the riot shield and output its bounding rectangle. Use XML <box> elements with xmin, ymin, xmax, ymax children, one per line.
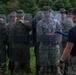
<box><xmin>8</xmin><ymin>34</ymin><xmax>33</xmax><ymax>63</ymax></box>
<box><xmin>35</xmin><ymin>11</ymin><xmax>44</xmax><ymax>22</ymax></box>
<box><xmin>7</xmin><ymin>16</ymin><xmax>33</xmax><ymax>63</ymax></box>
<box><xmin>25</xmin><ymin>13</ymin><xmax>32</xmax><ymax>21</ymax></box>
<box><xmin>0</xmin><ymin>14</ymin><xmax>6</xmax><ymax>22</ymax></box>
<box><xmin>0</xmin><ymin>34</ymin><xmax>7</xmax><ymax>63</ymax></box>
<box><xmin>52</xmin><ymin>11</ymin><xmax>60</xmax><ymax>17</ymax></box>
<box><xmin>0</xmin><ymin>19</ymin><xmax>7</xmax><ymax>63</ymax></box>
<box><xmin>0</xmin><ymin>34</ymin><xmax>6</xmax><ymax>75</ymax></box>
<box><xmin>36</xmin><ymin>34</ymin><xmax>63</xmax><ymax>75</ymax></box>
<box><xmin>7</xmin><ymin>13</ymin><xmax>17</xmax><ymax>23</ymax></box>
<box><xmin>54</xmin><ymin>11</ymin><xmax>61</xmax><ymax>20</ymax></box>
<box><xmin>62</xmin><ymin>15</ymin><xmax>74</xmax><ymax>44</ymax></box>
<box><xmin>0</xmin><ymin>21</ymin><xmax>7</xmax><ymax>75</ymax></box>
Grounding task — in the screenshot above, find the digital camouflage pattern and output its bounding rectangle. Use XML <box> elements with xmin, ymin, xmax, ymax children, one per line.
<box><xmin>55</xmin><ymin>14</ymin><xmax>74</xmax><ymax>43</ymax></box>
<box><xmin>61</xmin><ymin>17</ymin><xmax>74</xmax><ymax>47</ymax></box>
<box><xmin>65</xmin><ymin>56</ymin><xmax>76</xmax><ymax>75</ymax></box>
<box><xmin>55</xmin><ymin>13</ymin><xmax>75</xmax><ymax>75</ymax></box>
<box><xmin>36</xmin><ymin>18</ymin><xmax>62</xmax><ymax>74</ymax></box>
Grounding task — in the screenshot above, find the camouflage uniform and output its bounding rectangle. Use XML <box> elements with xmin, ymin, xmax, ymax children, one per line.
<box><xmin>57</xmin><ymin>8</ymin><xmax>75</xmax><ymax>75</ymax></box>
<box><xmin>33</xmin><ymin>10</ymin><xmax>54</xmax><ymax>75</ymax></box>
<box><xmin>36</xmin><ymin>6</ymin><xmax>62</xmax><ymax>75</ymax></box>
<box><xmin>61</xmin><ymin>17</ymin><xmax>74</xmax><ymax>49</ymax></box>
<box><xmin>61</xmin><ymin>18</ymin><xmax>74</xmax><ymax>75</ymax></box>
<box><xmin>9</xmin><ymin>10</ymin><xmax>31</xmax><ymax>75</ymax></box>
<box><xmin>7</xmin><ymin>11</ymin><xmax>17</xmax><ymax>74</ymax></box>
<box><xmin>0</xmin><ymin>18</ymin><xmax>7</xmax><ymax>75</ymax></box>
<box><xmin>55</xmin><ymin>8</ymin><xmax>74</xmax><ymax>54</ymax></box>
<box><xmin>57</xmin><ymin>8</ymin><xmax>74</xmax><ymax>49</ymax></box>
<box><xmin>65</xmin><ymin>55</ymin><xmax>76</xmax><ymax>75</ymax></box>
<box><xmin>32</xmin><ymin>11</ymin><xmax>44</xmax><ymax>75</ymax></box>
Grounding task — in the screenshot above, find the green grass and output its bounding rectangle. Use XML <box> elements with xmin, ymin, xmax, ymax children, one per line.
<box><xmin>30</xmin><ymin>47</ymin><xmax>36</xmax><ymax>74</ymax></box>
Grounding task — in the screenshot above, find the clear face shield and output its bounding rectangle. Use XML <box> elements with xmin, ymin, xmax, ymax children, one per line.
<box><xmin>10</xmin><ymin>16</ymin><xmax>17</xmax><ymax>22</ymax></box>
<box><xmin>43</xmin><ymin>11</ymin><xmax>51</xmax><ymax>18</ymax></box>
<box><xmin>0</xmin><ymin>14</ymin><xmax>6</xmax><ymax>22</ymax></box>
<box><xmin>60</xmin><ymin>12</ymin><xmax>67</xmax><ymax>19</ymax></box>
<box><xmin>17</xmin><ymin>14</ymin><xmax>25</xmax><ymax>21</ymax></box>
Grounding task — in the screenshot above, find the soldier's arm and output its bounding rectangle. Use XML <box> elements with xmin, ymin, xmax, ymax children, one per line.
<box><xmin>0</xmin><ymin>22</ymin><xmax>8</xmax><ymax>45</ymax></box>
<box><xmin>60</xmin><ymin>42</ymin><xmax>73</xmax><ymax>61</ymax></box>
<box><xmin>56</xmin><ymin>29</ymin><xmax>75</xmax><ymax>67</ymax></box>
<box><xmin>60</xmin><ymin>29</ymin><xmax>75</xmax><ymax>61</ymax></box>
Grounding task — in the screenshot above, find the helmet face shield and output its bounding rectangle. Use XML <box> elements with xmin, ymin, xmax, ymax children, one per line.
<box><xmin>43</xmin><ymin>11</ymin><xmax>50</xmax><ymax>14</ymax></box>
<box><xmin>24</xmin><ymin>13</ymin><xmax>32</xmax><ymax>21</ymax></box>
<box><xmin>17</xmin><ymin>15</ymin><xmax>24</xmax><ymax>21</ymax></box>
<box><xmin>11</xmin><ymin>16</ymin><xmax>17</xmax><ymax>22</ymax></box>
<box><xmin>43</xmin><ymin>11</ymin><xmax>51</xmax><ymax>18</ymax></box>
<box><xmin>0</xmin><ymin>14</ymin><xmax>6</xmax><ymax>22</ymax></box>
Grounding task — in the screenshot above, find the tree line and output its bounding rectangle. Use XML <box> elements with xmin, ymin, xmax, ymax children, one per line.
<box><xmin>0</xmin><ymin>0</ymin><xmax>76</xmax><ymax>16</ymax></box>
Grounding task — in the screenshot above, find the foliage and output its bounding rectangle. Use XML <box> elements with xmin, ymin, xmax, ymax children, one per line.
<box><xmin>38</xmin><ymin>0</ymin><xmax>53</xmax><ymax>10</ymax></box>
<box><xmin>53</xmin><ymin>0</ymin><xmax>72</xmax><ymax>12</ymax></box>
<box><xmin>0</xmin><ymin>4</ymin><xmax>6</xmax><ymax>14</ymax></box>
<box><xmin>6</xmin><ymin>0</ymin><xmax>20</xmax><ymax>14</ymax></box>
<box><xmin>0</xmin><ymin>0</ymin><xmax>76</xmax><ymax>16</ymax></box>
<box><xmin>69</xmin><ymin>0</ymin><xmax>76</xmax><ymax>8</ymax></box>
<box><xmin>0</xmin><ymin>0</ymin><xmax>20</xmax><ymax>16</ymax></box>
<box><xmin>19</xmin><ymin>0</ymin><xmax>39</xmax><ymax>16</ymax></box>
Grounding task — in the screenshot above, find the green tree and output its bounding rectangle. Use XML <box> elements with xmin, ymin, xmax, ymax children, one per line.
<box><xmin>0</xmin><ymin>4</ymin><xmax>6</xmax><ymax>14</ymax></box>
<box><xmin>69</xmin><ymin>0</ymin><xmax>76</xmax><ymax>8</ymax></box>
<box><xmin>0</xmin><ymin>0</ymin><xmax>10</xmax><ymax>4</ymax></box>
<box><xmin>38</xmin><ymin>0</ymin><xmax>53</xmax><ymax>9</ymax></box>
<box><xmin>53</xmin><ymin>0</ymin><xmax>72</xmax><ymax>12</ymax></box>
<box><xmin>6</xmin><ymin>0</ymin><xmax>20</xmax><ymax>14</ymax></box>
<box><xmin>19</xmin><ymin>0</ymin><xmax>39</xmax><ymax>16</ymax></box>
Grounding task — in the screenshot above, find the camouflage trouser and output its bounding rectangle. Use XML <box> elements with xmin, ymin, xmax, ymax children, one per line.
<box><xmin>34</xmin><ymin>42</ymin><xmax>41</xmax><ymax>75</ymax></box>
<box><xmin>0</xmin><ymin>49</ymin><xmax>6</xmax><ymax>75</ymax></box>
<box><xmin>0</xmin><ymin>63</ymin><xmax>6</xmax><ymax>75</ymax></box>
<box><xmin>13</xmin><ymin>62</ymin><xmax>31</xmax><ymax>74</ymax></box>
<box><xmin>38</xmin><ymin>43</ymin><xmax>63</xmax><ymax>75</ymax></box>
<box><xmin>65</xmin><ymin>55</ymin><xmax>76</xmax><ymax>75</ymax></box>
<box><xmin>9</xmin><ymin>44</ymin><xmax>31</xmax><ymax>74</ymax></box>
